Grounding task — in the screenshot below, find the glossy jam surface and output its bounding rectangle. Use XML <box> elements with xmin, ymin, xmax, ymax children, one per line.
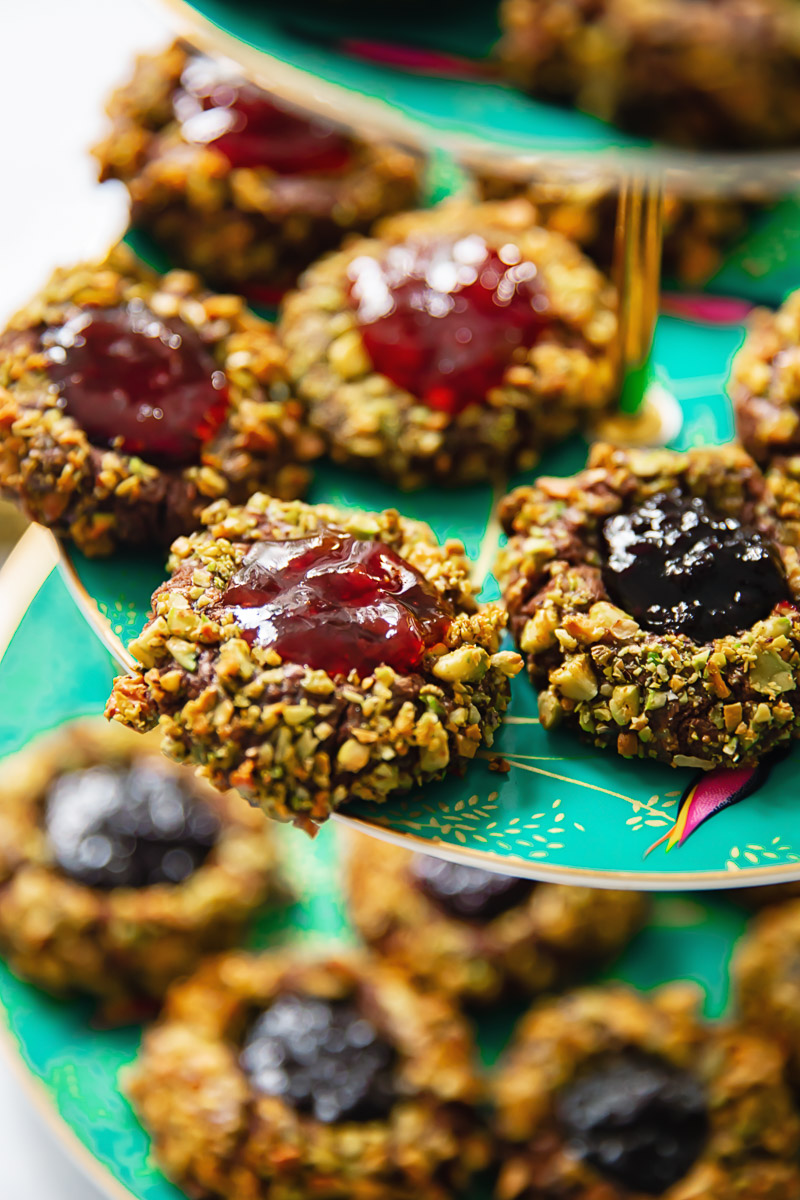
<box><xmin>44</xmin><ymin>303</ymin><xmax>229</xmax><ymax>466</ymax></box>
<box><xmin>240</xmin><ymin>994</ymin><xmax>396</xmax><ymax>1123</ymax></box>
<box><xmin>219</xmin><ymin>530</ymin><xmax>452</xmax><ymax>678</ymax></box>
<box><xmin>556</xmin><ymin>1049</ymin><xmax>708</xmax><ymax>1195</ymax></box>
<box><xmin>175</xmin><ymin>55</ymin><xmax>352</xmax><ymax>174</ymax></box>
<box><xmin>601</xmin><ymin>490</ymin><xmax>789</xmax><ymax>642</ymax></box>
<box><xmin>347</xmin><ymin>235</ymin><xmax>552</xmax><ymax>415</ymax></box>
<box><xmin>411</xmin><ymin>854</ymin><xmax>533</xmax><ymax>921</ymax></box>
<box><xmin>45</xmin><ymin>761</ymin><xmax>220</xmax><ymax>890</ymax></box>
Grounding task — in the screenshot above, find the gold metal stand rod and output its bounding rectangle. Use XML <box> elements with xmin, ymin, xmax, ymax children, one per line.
<box><xmin>612</xmin><ymin>176</ymin><xmax>665</xmax><ymax>412</ymax></box>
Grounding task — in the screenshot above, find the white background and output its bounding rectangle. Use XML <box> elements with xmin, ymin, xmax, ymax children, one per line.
<box><xmin>0</xmin><ymin>0</ymin><xmax>170</xmax><ymax>324</ymax></box>
<box><xmin>0</xmin><ymin>4</ymin><xmax>175</xmax><ymax>1195</ymax></box>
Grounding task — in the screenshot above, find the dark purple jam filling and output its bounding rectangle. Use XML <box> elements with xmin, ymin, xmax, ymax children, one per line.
<box><xmin>240</xmin><ymin>993</ymin><xmax>397</xmax><ymax>1123</ymax></box>
<box><xmin>410</xmin><ymin>854</ymin><xmax>533</xmax><ymax>921</ymax></box>
<box><xmin>556</xmin><ymin>1048</ymin><xmax>709</xmax><ymax>1195</ymax></box>
<box><xmin>601</xmin><ymin>489</ymin><xmax>788</xmax><ymax>642</ymax></box>
<box><xmin>45</xmin><ymin>761</ymin><xmax>220</xmax><ymax>889</ymax></box>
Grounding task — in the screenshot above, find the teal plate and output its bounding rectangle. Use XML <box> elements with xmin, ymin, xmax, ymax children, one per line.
<box><xmin>159</xmin><ymin>0</ymin><xmax>800</xmax><ymax>191</ymax></box>
<box><xmin>0</xmin><ymin>550</ymin><xmax>760</xmax><ymax>1198</ymax></box>
<box><xmin>42</xmin><ymin>309</ymin><xmax>800</xmax><ymax>889</ymax></box>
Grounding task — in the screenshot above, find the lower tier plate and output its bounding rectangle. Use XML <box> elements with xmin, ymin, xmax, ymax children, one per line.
<box><xmin>0</xmin><ymin>567</ymin><xmax>757</xmax><ymax>1197</ymax></box>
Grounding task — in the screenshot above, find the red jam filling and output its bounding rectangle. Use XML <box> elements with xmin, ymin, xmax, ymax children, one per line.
<box><xmin>347</xmin><ymin>235</ymin><xmax>553</xmax><ymax>415</ymax></box>
<box><xmin>44</xmin><ymin>303</ymin><xmax>229</xmax><ymax>467</ymax></box>
<box><xmin>219</xmin><ymin>529</ymin><xmax>452</xmax><ymax>677</ymax></box>
<box><xmin>174</xmin><ymin>55</ymin><xmax>352</xmax><ymax>174</ymax></box>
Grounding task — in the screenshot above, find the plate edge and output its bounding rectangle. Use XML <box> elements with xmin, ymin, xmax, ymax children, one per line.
<box><xmin>0</xmin><ymin>1007</ymin><xmax>139</xmax><ymax>1200</ymax></box>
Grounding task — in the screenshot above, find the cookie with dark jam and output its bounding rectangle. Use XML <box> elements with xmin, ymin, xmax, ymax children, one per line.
<box><xmin>494</xmin><ymin>985</ymin><xmax>800</xmax><ymax>1200</ymax></box>
<box><xmin>346</xmin><ymin>835</ymin><xmax>646</xmax><ymax>1004</ymax></box>
<box><xmin>126</xmin><ymin>952</ymin><xmax>490</xmax><ymax>1200</ymax></box>
<box><xmin>497</xmin><ymin>442</ymin><xmax>800</xmax><ymax>769</ymax></box>
<box><xmin>0</xmin><ymin>720</ymin><xmax>285</xmax><ymax>1002</ymax></box>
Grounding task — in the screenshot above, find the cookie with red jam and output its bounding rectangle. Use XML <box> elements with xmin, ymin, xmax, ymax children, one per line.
<box><xmin>126</xmin><ymin>951</ymin><xmax>490</xmax><ymax>1200</ymax></box>
<box><xmin>734</xmin><ymin>898</ymin><xmax>800</xmax><ymax>1082</ymax></box>
<box><xmin>279</xmin><ymin>199</ymin><xmax>617</xmax><ymax>489</ymax></box>
<box><xmin>0</xmin><ymin>244</ymin><xmax>320</xmax><ymax>556</ymax></box>
<box><xmin>94</xmin><ymin>42</ymin><xmax>421</xmax><ymax>300</ymax></box>
<box><xmin>492</xmin><ymin>984</ymin><xmax>800</xmax><ymax>1200</ymax></box>
<box><xmin>477</xmin><ymin>173</ymin><xmax>767</xmax><ymax>288</ymax></box>
<box><xmin>345</xmin><ymin>835</ymin><xmax>646</xmax><ymax>1005</ymax></box>
<box><xmin>496</xmin><ymin>442</ymin><xmax>800</xmax><ymax>769</ymax></box>
<box><xmin>106</xmin><ymin>494</ymin><xmax>522</xmax><ymax>829</ymax></box>
<box><xmin>0</xmin><ymin>720</ymin><xmax>285</xmax><ymax>1002</ymax></box>
<box><xmin>497</xmin><ymin>0</ymin><xmax>800</xmax><ymax>149</ymax></box>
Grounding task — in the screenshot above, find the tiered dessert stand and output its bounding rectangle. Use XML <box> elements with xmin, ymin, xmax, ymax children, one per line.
<box><xmin>2</xmin><ymin>3</ymin><xmax>800</xmax><ymax>1196</ymax></box>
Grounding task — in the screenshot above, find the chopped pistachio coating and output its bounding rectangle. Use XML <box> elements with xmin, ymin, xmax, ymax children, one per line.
<box><xmin>106</xmin><ymin>493</ymin><xmax>522</xmax><ymax>830</ymax></box>
<box><xmin>732</xmin><ymin>289</ymin><xmax>800</xmax><ymax>465</ymax></box>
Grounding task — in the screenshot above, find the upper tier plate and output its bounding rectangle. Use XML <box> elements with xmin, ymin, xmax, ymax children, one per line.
<box><xmin>160</xmin><ymin>0</ymin><xmax>800</xmax><ymax>193</ymax></box>
<box><xmin>27</xmin><ymin>311</ymin><xmax>796</xmax><ymax>890</ymax></box>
